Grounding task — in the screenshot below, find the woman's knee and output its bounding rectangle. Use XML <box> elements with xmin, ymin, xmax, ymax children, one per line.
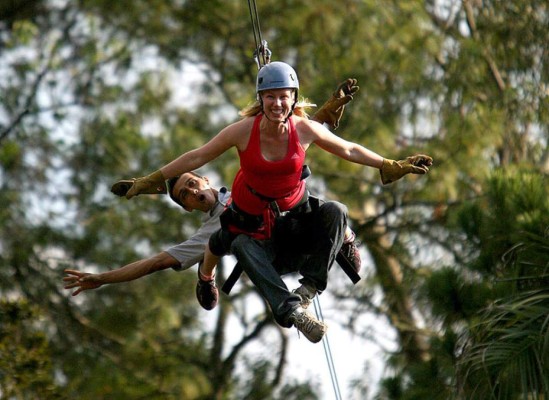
<box><xmin>319</xmin><ymin>201</ymin><xmax>348</xmax><ymax>219</ymax></box>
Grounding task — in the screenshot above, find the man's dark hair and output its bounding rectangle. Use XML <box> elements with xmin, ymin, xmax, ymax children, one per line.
<box><xmin>167</xmin><ymin>176</ymin><xmax>182</xmax><ymax>206</ymax></box>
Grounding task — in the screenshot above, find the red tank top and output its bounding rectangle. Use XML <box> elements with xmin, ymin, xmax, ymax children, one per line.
<box><xmin>231</xmin><ymin>114</ymin><xmax>306</xmax><ymax>215</ymax></box>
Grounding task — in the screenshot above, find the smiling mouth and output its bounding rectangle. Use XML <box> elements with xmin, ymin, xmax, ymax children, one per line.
<box><xmin>269</xmin><ymin>111</ymin><xmax>286</xmax><ymax>120</ymax></box>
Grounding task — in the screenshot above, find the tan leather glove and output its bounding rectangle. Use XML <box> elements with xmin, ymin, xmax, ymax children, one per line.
<box><xmin>113</xmin><ymin>170</ymin><xmax>166</xmax><ymax>199</ymax></box>
<box><xmin>380</xmin><ymin>155</ymin><xmax>433</xmax><ymax>185</ymax></box>
<box><xmin>111</xmin><ymin>177</ymin><xmax>167</xmax><ymax>197</ymax></box>
<box><xmin>311</xmin><ymin>78</ymin><xmax>359</xmax><ymax>130</ymax></box>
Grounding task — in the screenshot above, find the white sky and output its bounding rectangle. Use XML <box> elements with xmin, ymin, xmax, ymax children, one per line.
<box><xmin>205</xmin><ymin>255</ymin><xmax>394</xmax><ymax>400</ymax></box>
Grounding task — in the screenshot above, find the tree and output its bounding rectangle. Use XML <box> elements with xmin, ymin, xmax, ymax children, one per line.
<box><xmin>454</xmin><ymin>170</ymin><xmax>549</xmax><ymax>400</ymax></box>
<box><xmin>0</xmin><ymin>1</ymin><xmax>306</xmax><ymax>398</ymax></box>
<box><xmin>1</xmin><ymin>0</ymin><xmax>547</xmax><ymax>399</ymax></box>
<box><xmin>0</xmin><ymin>299</ymin><xmax>63</xmax><ymax>399</ymax></box>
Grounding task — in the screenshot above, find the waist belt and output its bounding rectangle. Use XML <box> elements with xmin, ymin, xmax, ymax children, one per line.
<box><xmin>219</xmin><ymin>202</ymin><xmax>264</xmax><ymax>232</ymax></box>
<box><xmin>220</xmin><ymin>185</ymin><xmax>311</xmax><ymax>237</ymax></box>
<box><xmin>270</xmin><ymin>190</ymin><xmax>310</xmax><ymax>217</ymax></box>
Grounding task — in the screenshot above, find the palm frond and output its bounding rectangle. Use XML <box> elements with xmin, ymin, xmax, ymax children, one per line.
<box><xmin>456</xmin><ymin>227</ymin><xmax>549</xmax><ymax>400</ymax></box>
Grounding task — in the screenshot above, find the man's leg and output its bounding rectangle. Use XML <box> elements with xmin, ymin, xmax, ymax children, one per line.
<box><xmin>195</xmin><ymin>228</ymin><xmax>235</xmax><ymax>311</ymax></box>
<box><xmin>195</xmin><ymin>244</ymin><xmax>219</xmax><ymax>311</ymax></box>
<box><xmin>337</xmin><ymin>228</ymin><xmax>362</xmax><ymax>278</ymax></box>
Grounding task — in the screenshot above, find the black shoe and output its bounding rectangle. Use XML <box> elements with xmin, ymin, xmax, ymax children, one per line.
<box><xmin>196</xmin><ymin>270</ymin><xmax>218</xmax><ymax>311</ymax></box>
<box><xmin>339</xmin><ymin>239</ymin><xmax>361</xmax><ymax>274</ymax></box>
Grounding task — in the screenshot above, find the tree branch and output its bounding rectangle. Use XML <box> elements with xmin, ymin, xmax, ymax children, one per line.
<box><xmin>0</xmin><ymin>108</ymin><xmax>30</xmax><ymax>142</ymax></box>
<box><xmin>463</xmin><ymin>0</ymin><xmax>506</xmax><ymax>92</ymax></box>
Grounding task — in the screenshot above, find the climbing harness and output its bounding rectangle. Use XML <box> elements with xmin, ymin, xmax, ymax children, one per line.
<box><xmin>313</xmin><ymin>297</ymin><xmax>343</xmax><ymax>400</ymax></box>
<box><xmin>247</xmin><ymin>0</ymin><xmax>271</xmax><ymax>69</ymax></box>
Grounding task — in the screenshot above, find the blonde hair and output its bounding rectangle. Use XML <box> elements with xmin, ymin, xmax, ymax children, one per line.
<box><xmin>239</xmin><ymin>97</ymin><xmax>316</xmax><ymax>118</ymax></box>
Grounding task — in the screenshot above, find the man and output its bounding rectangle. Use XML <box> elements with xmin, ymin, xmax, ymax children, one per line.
<box><xmin>63</xmin><ymin>172</ymin><xmax>229</xmax><ymax>308</ymax></box>
<box><xmin>63</xmin><ymin>172</ymin><xmax>361</xmax><ymax>314</ymax></box>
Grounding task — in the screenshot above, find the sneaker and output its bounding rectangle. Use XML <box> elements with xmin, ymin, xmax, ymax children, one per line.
<box><xmin>293</xmin><ymin>283</ymin><xmax>317</xmax><ymax>309</ymax></box>
<box><xmin>288</xmin><ymin>307</ymin><xmax>327</xmax><ymax>343</ymax></box>
<box><xmin>196</xmin><ymin>269</ymin><xmax>218</xmax><ymax>311</ymax></box>
<box><xmin>339</xmin><ymin>238</ymin><xmax>361</xmax><ymax>274</ymax></box>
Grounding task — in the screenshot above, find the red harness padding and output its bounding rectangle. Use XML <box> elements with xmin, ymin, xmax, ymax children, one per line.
<box><xmin>222</xmin><ymin>197</ymin><xmax>276</xmax><ymax>240</ymax></box>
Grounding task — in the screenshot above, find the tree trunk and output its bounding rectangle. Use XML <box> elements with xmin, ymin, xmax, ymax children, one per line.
<box><xmin>367</xmin><ymin>224</ymin><xmax>431</xmax><ymax>364</ymax></box>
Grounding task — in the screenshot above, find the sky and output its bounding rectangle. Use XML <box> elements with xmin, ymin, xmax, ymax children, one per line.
<box><xmin>210</xmin><ymin>255</ymin><xmax>396</xmax><ymax>400</ymax></box>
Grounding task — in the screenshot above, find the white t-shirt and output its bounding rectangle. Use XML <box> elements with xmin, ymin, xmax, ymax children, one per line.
<box><xmin>166</xmin><ymin>188</ymin><xmax>230</xmax><ymax>271</ymax></box>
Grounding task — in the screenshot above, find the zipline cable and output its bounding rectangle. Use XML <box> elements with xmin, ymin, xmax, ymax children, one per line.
<box><xmin>247</xmin><ymin>0</ymin><xmax>271</xmax><ymax>69</ymax></box>
<box><xmin>313</xmin><ymin>297</ymin><xmax>343</xmax><ymax>400</ymax></box>
<box><xmin>247</xmin><ymin>0</ymin><xmax>261</xmax><ymax>52</ymax></box>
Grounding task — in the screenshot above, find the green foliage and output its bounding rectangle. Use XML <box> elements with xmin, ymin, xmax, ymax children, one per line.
<box><xmin>454</xmin><ymin>168</ymin><xmax>549</xmax><ymax>276</ymax></box>
<box><xmin>0</xmin><ymin>140</ymin><xmax>22</xmax><ymax>171</ymax></box>
<box><xmin>0</xmin><ymin>299</ymin><xmax>63</xmax><ymax>399</ymax></box>
<box><xmin>447</xmin><ymin>172</ymin><xmax>549</xmax><ymax>399</ymax></box>
<box><xmin>456</xmin><ymin>289</ymin><xmax>549</xmax><ymax>400</ymax></box>
<box><xmin>1</xmin><ymin>0</ymin><xmax>547</xmax><ymax>399</ymax></box>
<box><xmin>425</xmin><ymin>267</ymin><xmax>493</xmax><ymax>323</ymax></box>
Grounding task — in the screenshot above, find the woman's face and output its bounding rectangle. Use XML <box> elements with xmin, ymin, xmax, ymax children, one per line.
<box><xmin>260</xmin><ymin>88</ymin><xmax>295</xmax><ymax>122</ymax></box>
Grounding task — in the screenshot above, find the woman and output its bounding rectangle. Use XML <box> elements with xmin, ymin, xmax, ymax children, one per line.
<box><xmin>126</xmin><ymin>62</ymin><xmax>431</xmax><ymax>207</ymax></box>
<box><xmin>122</xmin><ymin>62</ymin><xmax>432</xmax><ymax>342</ymax></box>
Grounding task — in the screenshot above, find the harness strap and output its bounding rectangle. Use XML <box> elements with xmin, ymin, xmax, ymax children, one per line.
<box><xmin>222</xmin><ymin>263</ymin><xmax>243</xmax><ymax>295</ymax></box>
<box><xmin>222</xmin><ymin>254</ymin><xmax>360</xmax><ymax>295</ymax></box>
<box><xmin>335</xmin><ymin>253</ymin><xmax>361</xmax><ymax>284</ymax></box>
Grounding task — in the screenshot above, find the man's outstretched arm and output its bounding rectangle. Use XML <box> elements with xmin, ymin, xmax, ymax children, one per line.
<box><xmin>63</xmin><ymin>252</ymin><xmax>179</xmax><ymax>296</ymax></box>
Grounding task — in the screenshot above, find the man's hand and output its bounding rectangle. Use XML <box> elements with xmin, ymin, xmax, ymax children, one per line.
<box><xmin>111</xmin><ymin>179</ymin><xmax>135</xmax><ymax>197</ymax></box>
<box><xmin>111</xmin><ymin>178</ymin><xmax>167</xmax><ymax>198</ymax></box>
<box><xmin>311</xmin><ymin>78</ymin><xmax>359</xmax><ymax>130</ymax></box>
<box><xmin>380</xmin><ymin>155</ymin><xmax>433</xmax><ymax>185</ymax></box>
<box><xmin>63</xmin><ymin>269</ymin><xmax>102</xmax><ymax>296</ymax></box>
<box><xmin>112</xmin><ymin>170</ymin><xmax>166</xmax><ymax>199</ymax></box>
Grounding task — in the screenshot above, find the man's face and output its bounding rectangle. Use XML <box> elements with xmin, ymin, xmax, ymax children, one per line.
<box><xmin>172</xmin><ymin>173</ymin><xmax>217</xmax><ymax>213</ymax></box>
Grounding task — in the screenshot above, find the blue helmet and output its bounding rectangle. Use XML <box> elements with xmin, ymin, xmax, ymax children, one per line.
<box><xmin>256</xmin><ymin>62</ymin><xmax>299</xmax><ymax>94</ymax></box>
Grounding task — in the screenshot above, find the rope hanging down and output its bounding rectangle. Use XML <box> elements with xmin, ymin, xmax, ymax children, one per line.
<box><xmin>313</xmin><ymin>297</ymin><xmax>343</xmax><ymax>400</ymax></box>
<box><xmin>247</xmin><ymin>0</ymin><xmax>271</xmax><ymax>69</ymax></box>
